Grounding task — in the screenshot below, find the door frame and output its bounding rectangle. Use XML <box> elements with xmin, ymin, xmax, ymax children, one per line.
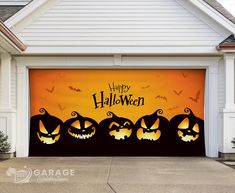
<box><xmin>15</xmin><ymin>55</ymin><xmax>221</xmax><ymax>157</ymax></box>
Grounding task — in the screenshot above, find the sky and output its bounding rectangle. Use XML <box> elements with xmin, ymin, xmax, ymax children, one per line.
<box><xmin>29</xmin><ymin>69</ymin><xmax>205</xmax><ymax>122</ymax></box>
<box><xmin>217</xmin><ymin>0</ymin><xmax>235</xmax><ymax>16</ymax></box>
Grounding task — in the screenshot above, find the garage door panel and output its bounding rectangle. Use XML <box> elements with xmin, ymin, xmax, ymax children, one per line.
<box><xmin>29</xmin><ymin>69</ymin><xmax>205</xmax><ymax>156</ymax></box>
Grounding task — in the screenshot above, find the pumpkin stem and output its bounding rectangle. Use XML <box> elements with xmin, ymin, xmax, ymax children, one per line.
<box><xmin>184</xmin><ymin>108</ymin><xmax>193</xmax><ymax>115</ymax></box>
<box><xmin>39</xmin><ymin>108</ymin><xmax>48</xmax><ymax>115</ymax></box>
<box><xmin>154</xmin><ymin>109</ymin><xmax>163</xmax><ymax>116</ymax></box>
<box><xmin>71</xmin><ymin>111</ymin><xmax>82</xmax><ymax>118</ymax></box>
<box><xmin>107</xmin><ymin>111</ymin><xmax>117</xmax><ymax>118</ymax></box>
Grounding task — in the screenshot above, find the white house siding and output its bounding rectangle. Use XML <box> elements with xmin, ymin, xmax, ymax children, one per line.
<box><xmin>15</xmin><ymin>0</ymin><xmax>225</xmax><ymax>47</ymax></box>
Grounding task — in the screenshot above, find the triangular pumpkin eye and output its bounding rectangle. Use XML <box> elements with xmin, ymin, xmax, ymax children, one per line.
<box><xmin>84</xmin><ymin>120</ymin><xmax>92</xmax><ymax>128</ymax></box>
<box><xmin>52</xmin><ymin>125</ymin><xmax>60</xmax><ymax>135</ymax></box>
<box><xmin>71</xmin><ymin>120</ymin><xmax>81</xmax><ymax>129</ymax></box>
<box><xmin>178</xmin><ymin>118</ymin><xmax>189</xmax><ymax>129</ymax></box>
<box><xmin>150</xmin><ymin>118</ymin><xmax>160</xmax><ymax>130</ymax></box>
<box><xmin>39</xmin><ymin>120</ymin><xmax>48</xmax><ymax>134</ymax></box>
<box><xmin>192</xmin><ymin>123</ymin><xmax>199</xmax><ymax>133</ymax></box>
<box><xmin>141</xmin><ymin>118</ymin><xmax>147</xmax><ymax>129</ymax></box>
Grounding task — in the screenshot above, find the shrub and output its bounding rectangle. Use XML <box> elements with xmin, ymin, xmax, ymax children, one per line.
<box><xmin>0</xmin><ymin>131</ymin><xmax>11</xmax><ymax>153</ymax></box>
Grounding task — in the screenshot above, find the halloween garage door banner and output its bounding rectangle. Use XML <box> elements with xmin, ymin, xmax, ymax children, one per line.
<box><xmin>29</xmin><ymin>69</ymin><xmax>205</xmax><ymax>156</ymax></box>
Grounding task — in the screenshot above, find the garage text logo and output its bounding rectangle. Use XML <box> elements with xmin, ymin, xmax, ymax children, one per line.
<box><xmin>6</xmin><ymin>166</ymin><xmax>75</xmax><ymax>183</ymax></box>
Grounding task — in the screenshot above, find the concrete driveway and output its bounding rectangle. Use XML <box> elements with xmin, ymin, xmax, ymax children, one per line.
<box><xmin>0</xmin><ymin>157</ymin><xmax>235</xmax><ymax>193</ymax></box>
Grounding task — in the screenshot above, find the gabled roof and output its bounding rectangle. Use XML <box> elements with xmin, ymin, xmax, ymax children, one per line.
<box><xmin>204</xmin><ymin>0</ymin><xmax>235</xmax><ymax>24</ymax></box>
<box><xmin>0</xmin><ymin>21</ymin><xmax>26</xmax><ymax>52</ymax></box>
<box><xmin>1</xmin><ymin>0</ymin><xmax>235</xmax><ymax>25</ymax></box>
<box><xmin>0</xmin><ymin>0</ymin><xmax>235</xmax><ymax>53</ymax></box>
<box><xmin>217</xmin><ymin>34</ymin><xmax>235</xmax><ymax>50</ymax></box>
<box><xmin>201</xmin><ymin>0</ymin><xmax>235</xmax><ymax>51</ymax></box>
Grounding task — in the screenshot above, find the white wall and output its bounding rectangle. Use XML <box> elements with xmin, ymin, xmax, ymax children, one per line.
<box><xmin>221</xmin><ymin>56</ymin><xmax>235</xmax><ymax>154</ymax></box>
<box><xmin>11</xmin><ymin>0</ymin><xmax>229</xmax><ymax>48</ymax></box>
<box><xmin>0</xmin><ymin>54</ymin><xmax>16</xmax><ymax>153</ymax></box>
<box><xmin>0</xmin><ymin>58</ymin><xmax>17</xmax><ymax>109</ymax></box>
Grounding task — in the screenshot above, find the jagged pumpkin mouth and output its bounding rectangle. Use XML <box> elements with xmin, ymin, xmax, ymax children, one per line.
<box><xmin>109</xmin><ymin>128</ymin><xmax>132</xmax><ymax>140</ymax></box>
<box><xmin>68</xmin><ymin>127</ymin><xmax>96</xmax><ymax>139</ymax></box>
<box><xmin>136</xmin><ymin>128</ymin><xmax>161</xmax><ymax>141</ymax></box>
<box><xmin>37</xmin><ymin>132</ymin><xmax>60</xmax><ymax>144</ymax></box>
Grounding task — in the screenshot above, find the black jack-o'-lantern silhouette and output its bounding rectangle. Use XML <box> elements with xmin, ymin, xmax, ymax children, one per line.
<box><xmin>99</xmin><ymin>112</ymin><xmax>134</xmax><ymax>140</ymax></box>
<box><xmin>29</xmin><ymin>107</ymin><xmax>205</xmax><ymax>156</ymax></box>
<box><xmin>135</xmin><ymin>109</ymin><xmax>169</xmax><ymax>141</ymax></box>
<box><xmin>63</xmin><ymin>111</ymin><xmax>97</xmax><ymax>140</ymax></box>
<box><xmin>31</xmin><ymin>108</ymin><xmax>62</xmax><ymax>145</ymax></box>
<box><xmin>170</xmin><ymin>108</ymin><xmax>203</xmax><ymax>143</ymax></box>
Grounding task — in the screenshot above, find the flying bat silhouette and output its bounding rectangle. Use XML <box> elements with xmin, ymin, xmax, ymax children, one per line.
<box><xmin>182</xmin><ymin>73</ymin><xmax>188</xmax><ymax>78</ymax></box>
<box><xmin>168</xmin><ymin>106</ymin><xmax>179</xmax><ymax>111</ymax></box>
<box><xmin>155</xmin><ymin>95</ymin><xmax>167</xmax><ymax>102</ymax></box>
<box><xmin>68</xmin><ymin>86</ymin><xmax>82</xmax><ymax>92</ymax></box>
<box><xmin>141</xmin><ymin>85</ymin><xmax>150</xmax><ymax>89</ymax></box>
<box><xmin>173</xmin><ymin>90</ymin><xmax>183</xmax><ymax>96</ymax></box>
<box><xmin>189</xmin><ymin>90</ymin><xmax>200</xmax><ymax>103</ymax></box>
<box><xmin>45</xmin><ymin>86</ymin><xmax>55</xmax><ymax>93</ymax></box>
<box><xmin>40</xmin><ymin>97</ymin><xmax>47</xmax><ymax>101</ymax></box>
<box><xmin>59</xmin><ymin>73</ymin><xmax>64</xmax><ymax>79</ymax></box>
<box><xmin>58</xmin><ymin>104</ymin><xmax>66</xmax><ymax>112</ymax></box>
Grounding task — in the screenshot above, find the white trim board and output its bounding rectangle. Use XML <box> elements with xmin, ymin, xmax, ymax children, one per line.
<box><xmin>188</xmin><ymin>0</ymin><xmax>235</xmax><ymax>34</ymax></box>
<box><xmin>177</xmin><ymin>0</ymin><xmax>231</xmax><ymax>36</ymax></box>
<box><xmin>15</xmin><ymin>56</ymin><xmax>221</xmax><ymax>68</ymax></box>
<box><xmin>17</xmin><ymin>46</ymin><xmax>223</xmax><ymax>55</ymax></box>
<box><xmin>4</xmin><ymin>0</ymin><xmax>48</xmax><ymax>28</ymax></box>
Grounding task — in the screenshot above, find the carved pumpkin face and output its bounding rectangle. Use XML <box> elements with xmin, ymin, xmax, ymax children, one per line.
<box><xmin>135</xmin><ymin>109</ymin><xmax>168</xmax><ymax>141</ymax></box>
<box><xmin>99</xmin><ymin>112</ymin><xmax>134</xmax><ymax>140</ymax></box>
<box><xmin>31</xmin><ymin>108</ymin><xmax>62</xmax><ymax>145</ymax></box>
<box><xmin>170</xmin><ymin>108</ymin><xmax>203</xmax><ymax>142</ymax></box>
<box><xmin>64</xmin><ymin>111</ymin><xmax>97</xmax><ymax>140</ymax></box>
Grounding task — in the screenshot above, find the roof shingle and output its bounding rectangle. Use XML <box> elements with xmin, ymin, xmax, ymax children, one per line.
<box><xmin>203</xmin><ymin>0</ymin><xmax>235</xmax><ymax>24</ymax></box>
<box><xmin>0</xmin><ymin>6</ymin><xmax>24</xmax><ymax>22</ymax></box>
<box><xmin>217</xmin><ymin>34</ymin><xmax>235</xmax><ymax>50</ymax></box>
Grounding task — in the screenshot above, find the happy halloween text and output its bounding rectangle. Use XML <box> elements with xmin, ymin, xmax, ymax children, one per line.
<box><xmin>92</xmin><ymin>83</ymin><xmax>145</xmax><ymax>109</ymax></box>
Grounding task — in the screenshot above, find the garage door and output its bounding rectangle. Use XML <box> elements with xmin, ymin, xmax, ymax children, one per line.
<box><xmin>29</xmin><ymin>69</ymin><xmax>205</xmax><ymax>156</ymax></box>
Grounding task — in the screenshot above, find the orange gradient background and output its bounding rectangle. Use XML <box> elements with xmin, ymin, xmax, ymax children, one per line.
<box><xmin>30</xmin><ymin>69</ymin><xmax>205</xmax><ymax>123</ymax></box>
